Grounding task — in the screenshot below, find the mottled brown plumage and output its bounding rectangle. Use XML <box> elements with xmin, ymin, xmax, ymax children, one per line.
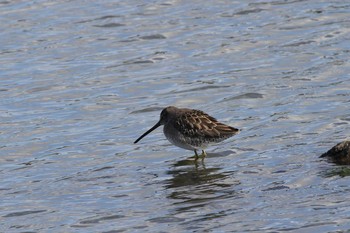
<box><xmin>134</xmin><ymin>106</ymin><xmax>239</xmax><ymax>160</ymax></box>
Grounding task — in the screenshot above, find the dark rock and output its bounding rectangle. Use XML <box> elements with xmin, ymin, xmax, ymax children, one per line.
<box><xmin>320</xmin><ymin>140</ymin><xmax>350</xmax><ymax>165</ymax></box>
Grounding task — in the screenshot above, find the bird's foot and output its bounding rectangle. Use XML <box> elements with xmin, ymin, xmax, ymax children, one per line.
<box><xmin>193</xmin><ymin>150</ymin><xmax>207</xmax><ymax>162</ymax></box>
<box><xmin>194</xmin><ymin>150</ymin><xmax>199</xmax><ymax>161</ymax></box>
<box><xmin>201</xmin><ymin>150</ymin><xmax>207</xmax><ymax>160</ymax></box>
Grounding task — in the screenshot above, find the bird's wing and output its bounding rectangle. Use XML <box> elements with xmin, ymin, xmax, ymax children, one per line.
<box><xmin>174</xmin><ymin>110</ymin><xmax>239</xmax><ymax>139</ymax></box>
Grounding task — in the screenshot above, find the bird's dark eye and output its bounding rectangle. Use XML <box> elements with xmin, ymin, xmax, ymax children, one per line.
<box><xmin>161</xmin><ymin>110</ymin><xmax>167</xmax><ymax>118</ymax></box>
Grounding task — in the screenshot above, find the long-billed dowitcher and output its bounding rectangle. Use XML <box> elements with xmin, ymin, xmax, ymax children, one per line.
<box><xmin>134</xmin><ymin>106</ymin><xmax>239</xmax><ymax>160</ymax></box>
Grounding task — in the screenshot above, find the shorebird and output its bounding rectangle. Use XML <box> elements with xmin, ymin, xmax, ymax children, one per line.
<box><xmin>134</xmin><ymin>106</ymin><xmax>239</xmax><ymax>160</ymax></box>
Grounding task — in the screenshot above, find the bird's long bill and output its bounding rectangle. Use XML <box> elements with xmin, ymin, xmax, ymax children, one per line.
<box><xmin>134</xmin><ymin>121</ymin><xmax>161</xmax><ymax>144</ymax></box>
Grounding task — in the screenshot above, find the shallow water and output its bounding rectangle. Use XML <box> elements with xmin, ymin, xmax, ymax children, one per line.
<box><xmin>1</xmin><ymin>0</ymin><xmax>350</xmax><ymax>232</ymax></box>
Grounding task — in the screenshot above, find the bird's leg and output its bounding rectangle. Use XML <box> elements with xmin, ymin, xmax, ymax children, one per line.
<box><xmin>201</xmin><ymin>150</ymin><xmax>207</xmax><ymax>160</ymax></box>
<box><xmin>194</xmin><ymin>149</ymin><xmax>199</xmax><ymax>161</ymax></box>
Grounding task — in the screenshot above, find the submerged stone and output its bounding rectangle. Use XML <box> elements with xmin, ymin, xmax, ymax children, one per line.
<box><xmin>320</xmin><ymin>140</ymin><xmax>350</xmax><ymax>165</ymax></box>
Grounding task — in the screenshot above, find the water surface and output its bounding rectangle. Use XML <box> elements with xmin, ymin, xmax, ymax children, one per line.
<box><xmin>1</xmin><ymin>0</ymin><xmax>350</xmax><ymax>232</ymax></box>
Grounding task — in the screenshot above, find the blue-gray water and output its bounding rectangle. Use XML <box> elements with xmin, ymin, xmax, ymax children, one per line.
<box><xmin>1</xmin><ymin>0</ymin><xmax>350</xmax><ymax>232</ymax></box>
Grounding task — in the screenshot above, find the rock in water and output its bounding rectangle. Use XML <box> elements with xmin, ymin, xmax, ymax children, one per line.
<box><xmin>320</xmin><ymin>140</ymin><xmax>350</xmax><ymax>165</ymax></box>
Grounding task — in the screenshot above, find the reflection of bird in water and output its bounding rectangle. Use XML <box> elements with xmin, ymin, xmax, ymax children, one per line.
<box><xmin>165</xmin><ymin>160</ymin><xmax>240</xmax><ymax>209</ymax></box>
<box><xmin>134</xmin><ymin>106</ymin><xmax>239</xmax><ymax>160</ymax></box>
